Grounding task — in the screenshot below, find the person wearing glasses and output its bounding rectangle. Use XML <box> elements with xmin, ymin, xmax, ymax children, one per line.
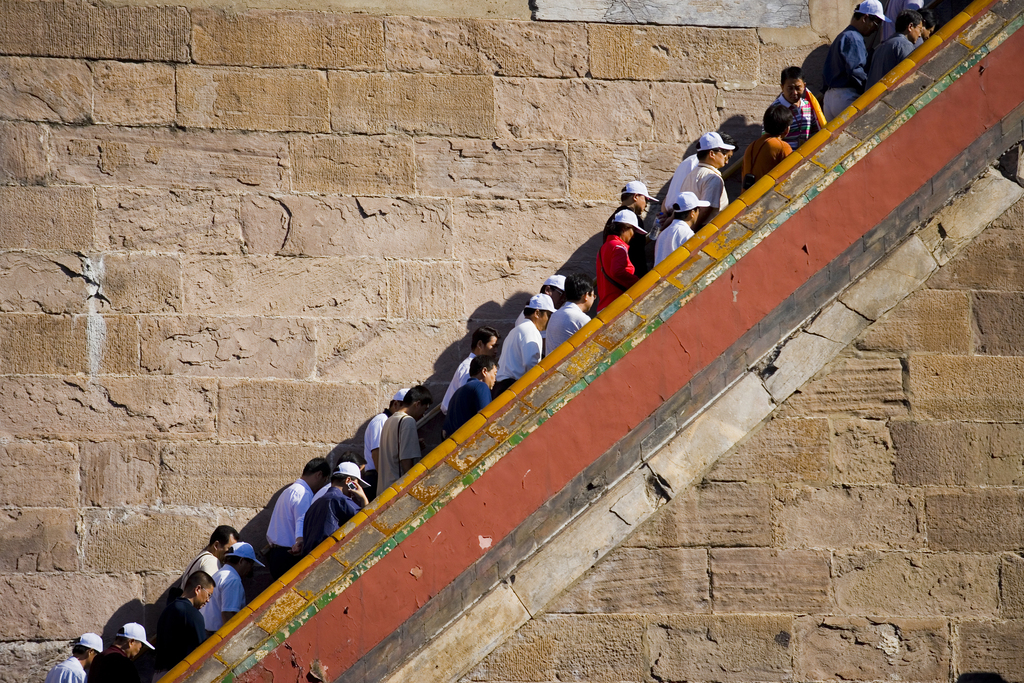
<box><xmin>152</xmin><ymin>571</ymin><xmax>215</xmax><ymax>680</ymax></box>
<box><xmin>680</xmin><ymin>132</ymin><xmax>736</xmax><ymax>231</ymax></box>
<box><xmin>822</xmin><ymin>0</ymin><xmax>890</xmax><ymax>119</ymax></box>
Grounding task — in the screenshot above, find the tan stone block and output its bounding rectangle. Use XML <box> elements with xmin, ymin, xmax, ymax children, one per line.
<box><xmin>0</xmin><ymin>121</ymin><xmax>48</xmax><ymax>184</ymax></box>
<box><xmin>80</xmin><ymin>441</ymin><xmax>160</xmax><ymax>507</ymax></box>
<box><xmin>0</xmin><ymin>57</ymin><xmax>91</xmax><ymax>123</ymax></box>
<box><xmin>567</xmin><ymin>142</ymin><xmax>641</xmax><ymax>201</ymax></box>
<box><xmin>0</xmin><ymin>509</ymin><xmax>77</xmax><ymax>572</ymax></box>
<box><xmin>624</xmin><ymin>482</ymin><xmax>773</xmax><ymax>548</ymax></box>
<box><xmin>640</xmin><ymin>144</ymin><xmax>690</xmax><ymax>202</ymax></box>
<box><xmin>711</xmin><ymin>548</ymin><xmax>831</xmax><ymax>613</ymax></box>
<box><xmin>717</xmin><ymin>84</ymin><xmax>779</xmax><ymax>151</ymax></box>
<box><xmin>52</xmin><ymin>126</ymin><xmax>288</xmax><ymax>191</ymax></box>
<box><xmin>385</xmin><ymin>17</ymin><xmax>586</xmax><ymax>77</ymax></box>
<box><xmin>97</xmin><ymin>188</ymin><xmax>242</xmax><ymax>254</ymax></box>
<box><xmin>0</xmin><ymin>253</ymin><xmax>86</xmax><ymax>314</ymax></box>
<box><xmin>589</xmin><ymin>25</ymin><xmax>760</xmax><ymax>83</ymax></box>
<box><xmin>0</xmin><ymin>0</ymin><xmax>189</xmax><ymax>61</ymax></box>
<box><xmin>764</xmin><ymin>332</ymin><xmax>845</xmax><ymax>403</ymax></box>
<box><xmin>495</xmin><ymin>78</ymin><xmax>652</xmax><ymax>141</ymax></box>
<box><xmin>0</xmin><ymin>314</ymin><xmax>138</xmax><ymax>375</ymax></box>
<box><xmin>0</xmin><ymin>186</ymin><xmax>94</xmax><ymax>251</ymax></box>
<box><xmin>778</xmin><ymin>486</ymin><xmax>924</xmax><ymax>549</ymax></box>
<box><xmin>84</xmin><ymin>509</ymin><xmax>237</xmax><ymax>572</ymax></box>
<box><xmin>290</xmin><ymin>135</ymin><xmax>414</xmax><ymax>194</ymax></box>
<box><xmin>548</xmin><ymin>547</ymin><xmax>709</xmax><ymax>614</ymax></box>
<box><xmin>415</xmin><ymin>138</ymin><xmax>567</xmax><ymax>199</ymax></box>
<box><xmin>833</xmin><ymin>551</ymin><xmax>999</xmax><ymax>616</ymax></box>
<box><xmin>140</xmin><ymin>315</ymin><xmax>315</xmax><ymax>379</ymax></box>
<box><xmin>0</xmin><ymin>441</ymin><xmax>78</xmax><ymax>507</ymax></box>
<box><xmin>101</xmin><ymin>254</ymin><xmax>182</xmax><ymax>314</ymax></box>
<box><xmin>957</xmin><ymin>620</ymin><xmax>1024</xmax><ymax>680</ymax></box>
<box><xmin>892</xmin><ymin>421</ymin><xmax>1024</xmax><ymax>486</ymax></box>
<box><xmin>463</xmin><ymin>259</ymin><xmax>567</xmax><ymax>322</ymax></box>
<box><xmin>796</xmin><ymin>616</ymin><xmax>949</xmax><ymax>681</ymax></box>
<box><xmin>0</xmin><ymin>376</ymin><xmax>217</xmax><ymax>438</ymax></box>
<box><xmin>647</xmin><ymin>614</ymin><xmax>794</xmax><ymax>683</ymax></box>
<box><xmin>177</xmin><ymin>66</ymin><xmax>329</xmax><ymax>133</ymax></box>
<box><xmin>317</xmin><ymin>320</ymin><xmax>464</xmax><ymax>383</ymax></box>
<box><xmin>92</xmin><ymin>61</ymin><xmax>174</xmax><ymax>125</ymax></box>
<box><xmin>709</xmin><ymin>417</ymin><xmax>830</xmax><ymax>483</ymax></box>
<box><xmin>929</xmin><ymin>229</ymin><xmax>1024</xmax><ymax>291</ymax></box>
<box><xmin>857</xmin><ymin>289</ymin><xmax>971</xmax><ymax>353</ymax></box>
<box><xmin>218</xmin><ymin>379</ymin><xmax>375</xmax><ymax>442</ymax></box>
<box><xmin>993</xmin><ymin>196</ymin><xmax>1024</xmax><ymax>230</ymax></box>
<box><xmin>1001</xmin><ymin>554</ymin><xmax>1024</xmax><ymax>618</ymax></box>
<box><xmin>831</xmin><ymin>417</ymin><xmax>895</xmax><ymax>484</ymax></box>
<box><xmin>329</xmin><ymin>72</ymin><xmax>494</xmax><ymax>138</ymax></box>
<box><xmin>973</xmin><ymin>291</ymin><xmax>1024</xmax><ymax>355</ymax></box>
<box><xmin>472</xmin><ymin>614</ymin><xmax>644</xmax><ymax>682</ymax></box>
<box><xmin>192</xmin><ymin>9</ymin><xmax>384</xmax><ymax>69</ymax></box>
<box><xmin>908</xmin><ymin>355</ymin><xmax>1024</xmax><ymax>421</ymax></box>
<box><xmin>183</xmin><ymin>256</ymin><xmax>387</xmax><ymax>318</ymax></box>
<box><xmin>0</xmin><ymin>573</ymin><xmax>143</xmax><ymax>640</ymax></box>
<box><xmin>926</xmin><ymin>490</ymin><xmax>1024</xmax><ymax>552</ymax></box>
<box><xmin>651</xmin><ymin>82</ymin><xmax>720</xmax><ymax>144</ymax></box>
<box><xmin>0</xmin><ymin>641</ymin><xmax>73</xmax><ymax>683</ymax></box>
<box><xmin>779</xmin><ymin>357</ymin><xmax>908</xmax><ymax>418</ymax></box>
<box><xmin>757</xmin><ymin>39</ymin><xmax>829</xmax><ymax>93</ymax></box>
<box><xmin>389</xmin><ymin>260</ymin><xmax>466</xmax><ymax>320</ymax></box>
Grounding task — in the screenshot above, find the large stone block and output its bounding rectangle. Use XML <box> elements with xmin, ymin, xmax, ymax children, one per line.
<box><xmin>711</xmin><ymin>548</ymin><xmax>831</xmax><ymax>613</ymax></box>
<box><xmin>92</xmin><ymin>61</ymin><xmax>175</xmax><ymax>126</ymax></box>
<box><xmin>993</xmin><ymin>196</ymin><xmax>1024</xmax><ymax>230</ymax></box>
<box><xmin>0</xmin><ymin>509</ymin><xmax>77</xmax><ymax>572</ymax></box>
<box><xmin>641</xmin><ymin>144</ymin><xmax>689</xmax><ymax>200</ymax></box>
<box><xmin>0</xmin><ymin>0</ymin><xmax>188</xmax><ymax>60</ymax></box>
<box><xmin>1001</xmin><ymin>554</ymin><xmax>1024</xmax><ymax>618</ymax></box>
<box><xmin>463</xmin><ymin>259</ymin><xmax>568</xmax><ymax>322</ymax></box>
<box><xmin>0</xmin><ymin>314</ymin><xmax>138</xmax><ymax>375</ymax></box>
<box><xmin>415</xmin><ymin>138</ymin><xmax>567</xmax><ymax>199</ymax></box>
<box><xmin>0</xmin><ymin>186</ymin><xmax>94</xmax><ymax>251</ymax></box>
<box><xmin>0</xmin><ymin>641</ymin><xmax>73</xmax><ymax>683</ymax></box>
<box><xmin>926</xmin><ymin>490</ymin><xmax>1024</xmax><ymax>552</ymax></box>
<box><xmin>0</xmin><ymin>441</ymin><xmax>78</xmax><ymax>507</ymax></box>
<box><xmin>831</xmin><ymin>418</ymin><xmax>894</xmax><ymax>484</ymax></box>
<box><xmin>96</xmin><ymin>188</ymin><xmax>242</xmax><ymax>254</ymax></box>
<box><xmin>778</xmin><ymin>486</ymin><xmax>924</xmax><ymax>549</ymax></box>
<box><xmin>290</xmin><ymin>135</ymin><xmax>414</xmax><ymax>194</ymax></box>
<box><xmin>974</xmin><ymin>291</ymin><xmax>1024</xmax><ymax>355</ymax></box>
<box><xmin>929</xmin><ymin>229</ymin><xmax>1024</xmax><ymax>291</ymax></box>
<box><xmin>547</xmin><ymin>547</ymin><xmax>709</xmax><ymax>614</ymax></box>
<box><xmin>0</xmin><ymin>253</ymin><xmax>85</xmax><ymax>314</ymax></box>
<box><xmin>316</xmin><ymin>320</ymin><xmax>465</xmax><ymax>383</ymax></box>
<box><xmin>647</xmin><ymin>615</ymin><xmax>794</xmax><ymax>683</ymax></box>
<box><xmin>330</xmin><ymin>72</ymin><xmax>494</xmax><ymax>137</ymax></box>
<box><xmin>907</xmin><ymin>355</ymin><xmax>1024</xmax><ymax>421</ymax></box>
<box><xmin>892</xmin><ymin>421</ymin><xmax>1024</xmax><ymax>486</ymax></box>
<box><xmin>0</xmin><ymin>56</ymin><xmax>91</xmax><ymax>123</ymax></box>
<box><xmin>833</xmin><ymin>551</ymin><xmax>999</xmax><ymax>616</ymax></box>
<box><xmin>177</xmin><ymin>66</ymin><xmax>329</xmax><ymax>133</ymax></box>
<box><xmin>53</xmin><ymin>126</ymin><xmax>288</xmax><ymax>191</ymax></box>
<box><xmin>184</xmin><ymin>256</ymin><xmax>387</xmax><ymax>318</ymax></box>
<box><xmin>385</xmin><ymin>17</ymin><xmax>586</xmax><ymax>78</ymax></box>
<box><xmin>0</xmin><ymin>376</ymin><xmax>217</xmax><ymax>438</ymax></box>
<box><xmin>709</xmin><ymin>417</ymin><xmax>830</xmax><ymax>483</ymax></box>
<box><xmin>651</xmin><ymin>82</ymin><xmax>720</xmax><ymax>144</ymax></box>
<box><xmin>80</xmin><ymin>441</ymin><xmax>160</xmax><ymax>507</ymax></box>
<box><xmin>567</xmin><ymin>142</ymin><xmax>641</xmax><ymax>201</ymax></box>
<box><xmin>588</xmin><ymin>25</ymin><xmax>760</xmax><ymax>82</ymax></box>
<box><xmin>0</xmin><ymin>573</ymin><xmax>143</xmax><ymax>640</ymax></box>
<box><xmin>192</xmin><ymin>9</ymin><xmax>384</xmax><ymax>69</ymax></box>
<box><xmin>856</xmin><ymin>289</ymin><xmax>971</xmax><ymax>353</ymax></box>
<box><xmin>796</xmin><ymin>616</ymin><xmax>949</xmax><ymax>681</ymax></box>
<box><xmin>0</xmin><ymin>121</ymin><xmax>47</xmax><ymax>184</ymax></box>
<box><xmin>779</xmin><ymin>357</ymin><xmax>908</xmax><ymax>418</ymax></box>
<box><xmin>218</xmin><ymin>379</ymin><xmax>375</xmax><ymax>442</ymax></box>
<box><xmin>140</xmin><ymin>315</ymin><xmax>316</xmax><ymax>379</ymax></box>
<box><xmin>495</xmin><ymin>78</ymin><xmax>652</xmax><ymax>141</ymax></box>
<box><xmin>389</xmin><ymin>260</ymin><xmax>466</xmax><ymax>320</ymax></box>
<box><xmin>102</xmin><ymin>254</ymin><xmax>182</xmax><ymax>314</ymax></box>
<box><xmin>957</xmin><ymin>620</ymin><xmax>1024</xmax><ymax>681</ymax></box>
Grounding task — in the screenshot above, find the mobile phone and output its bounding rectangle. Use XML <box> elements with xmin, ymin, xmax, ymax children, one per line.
<box><xmin>347</xmin><ymin>482</ymin><xmax>359</xmax><ymax>491</ymax></box>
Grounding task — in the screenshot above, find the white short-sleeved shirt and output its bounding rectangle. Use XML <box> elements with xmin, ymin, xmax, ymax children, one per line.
<box><xmin>545</xmin><ymin>303</ymin><xmax>590</xmax><ymax>354</ymax></box>
<box><xmin>265</xmin><ymin>479</ymin><xmax>313</xmax><ymax>547</ymax></box>
<box><xmin>514</xmin><ymin>311</ymin><xmax>546</xmax><ymax>339</ymax></box>
<box><xmin>681</xmin><ymin>163</ymin><xmax>728</xmax><ymax>212</ymax></box>
<box><xmin>201</xmin><ymin>564</ymin><xmax>244</xmax><ymax>632</ymax></box>
<box><xmin>654</xmin><ymin>219</ymin><xmax>696</xmax><ymax>267</ymax></box>
<box><xmin>496</xmin><ymin>320</ymin><xmax>543</xmax><ymax>383</ymax></box>
<box><xmin>44</xmin><ymin>656</ymin><xmax>86</xmax><ymax>683</ymax></box>
<box><xmin>663</xmin><ymin>154</ymin><xmax>700</xmax><ymax>214</ymax></box>
<box><xmin>362</xmin><ymin>411</ymin><xmax>388</xmax><ymax>471</ymax></box>
<box><xmin>441</xmin><ymin>354</ymin><xmax>476</xmax><ymax>414</ymax></box>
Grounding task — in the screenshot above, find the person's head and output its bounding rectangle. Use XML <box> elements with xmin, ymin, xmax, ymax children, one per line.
<box><xmin>896</xmin><ymin>9</ymin><xmax>924</xmax><ymax>41</ymax></box>
<box><xmin>607</xmin><ymin>208</ymin><xmax>646</xmax><ymax>245</ymax></box>
<box><xmin>388</xmin><ymin>388</ymin><xmax>408</xmax><ymax>413</ymax></box>
<box><xmin>540</xmin><ymin>274</ymin><xmax>567</xmax><ymax>309</ymax></box>
<box><xmin>852</xmin><ymin>0</ymin><xmax>889</xmax><ymax>35</ymax></box>
<box><xmin>469</xmin><ymin>355</ymin><xmax>499</xmax><ymax>390</ymax></box>
<box><xmin>564</xmin><ymin>273</ymin><xmax>596</xmax><ymax>313</ymax></box>
<box><xmin>206</xmin><ymin>525</ymin><xmax>239</xmax><ymax>561</ymax></box>
<box><xmin>619</xmin><ymin>180</ymin><xmax>657</xmax><ymax>215</ymax></box>
<box><xmin>672</xmin><ymin>192</ymin><xmax>711</xmax><ymax>226</ymax></box>
<box><xmin>470</xmin><ymin>326</ymin><xmax>500</xmax><ymax>357</ymax></box>
<box><xmin>330</xmin><ymin>461</ymin><xmax>369</xmax><ymax>493</ymax></box>
<box><xmin>301</xmin><ymin>457</ymin><xmax>332</xmax><ymax>491</ymax></box>
<box><xmin>695</xmin><ymin>131</ymin><xmax>736</xmax><ymax>168</ymax></box>
<box><xmin>764</xmin><ymin>103</ymin><xmax>794</xmax><ymax>139</ymax></box>
<box><xmin>183</xmin><ymin>570</ymin><xmax>215</xmax><ymax>610</ymax></box>
<box><xmin>114</xmin><ymin>623</ymin><xmax>153</xmax><ymax>661</ymax></box>
<box><xmin>223</xmin><ymin>541</ymin><xmax>264</xmax><ymax>579</ymax></box>
<box><xmin>402</xmin><ymin>385</ymin><xmax>433</xmax><ymax>420</ymax></box>
<box><xmin>780</xmin><ymin>66</ymin><xmax>806</xmax><ymax>105</ymax></box>
<box><xmin>523</xmin><ymin>293</ymin><xmax>557</xmax><ymax>332</ymax></box>
<box><xmin>71</xmin><ymin>633</ymin><xmax>103</xmax><ymax>669</ymax></box>
<box><xmin>919</xmin><ymin>8</ymin><xmax>936</xmax><ymax>38</ymax></box>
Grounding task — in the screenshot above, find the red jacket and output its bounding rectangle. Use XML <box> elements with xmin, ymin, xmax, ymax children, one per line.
<box><xmin>596</xmin><ymin>235</ymin><xmax>638</xmax><ymax>312</ymax></box>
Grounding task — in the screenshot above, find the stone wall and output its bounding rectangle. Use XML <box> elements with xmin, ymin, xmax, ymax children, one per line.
<box><xmin>467</xmin><ymin>192</ymin><xmax>1024</xmax><ymax>682</ymax></box>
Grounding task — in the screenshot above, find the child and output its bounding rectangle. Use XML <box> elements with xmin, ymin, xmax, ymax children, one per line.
<box><xmin>769</xmin><ymin>66</ymin><xmax>826</xmax><ymax>151</ymax></box>
<box><xmin>743</xmin><ymin>104</ymin><xmax>794</xmax><ymax>188</ymax></box>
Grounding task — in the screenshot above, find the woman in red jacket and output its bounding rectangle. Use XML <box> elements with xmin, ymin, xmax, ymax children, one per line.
<box><xmin>596</xmin><ymin>209</ymin><xmax>644</xmax><ymax>313</ymax></box>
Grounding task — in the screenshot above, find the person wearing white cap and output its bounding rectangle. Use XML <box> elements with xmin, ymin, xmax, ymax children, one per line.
<box><xmin>264</xmin><ymin>457</ymin><xmax>331</xmax><ymax>580</ymax></box>
<box><xmin>301</xmin><ymin>461</ymin><xmax>369</xmax><ymax>554</ymax></box>
<box><xmin>86</xmin><ymin>623</ymin><xmax>153</xmax><ymax>683</ymax></box>
<box><xmin>822</xmin><ymin>0</ymin><xmax>889</xmax><ymax>119</ymax></box>
<box><xmin>654</xmin><ymin>192</ymin><xmax>710</xmax><ymax>267</ymax></box>
<box><xmin>680</xmin><ymin>132</ymin><xmax>735</xmax><ymax>231</ymax></box>
<box><xmin>657</xmin><ymin>134</ymin><xmax>736</xmax><ymax>232</ymax></box>
<box><xmin>545</xmin><ymin>273</ymin><xmax>596</xmax><ymax>355</ymax></box>
<box><xmin>493</xmin><ymin>293</ymin><xmax>557</xmax><ymax>397</ymax></box>
<box><xmin>605</xmin><ymin>181</ymin><xmax>657</xmax><ymax>277</ymax></box>
<box><xmin>201</xmin><ymin>542</ymin><xmax>264</xmax><ymax>635</ymax></box>
<box><xmin>596</xmin><ymin>209</ymin><xmax>641</xmax><ymax>313</ymax></box>
<box><xmin>440</xmin><ymin>326</ymin><xmax>500</xmax><ymax>417</ymax></box>
<box><xmin>512</xmin><ymin>275</ymin><xmax>566</xmax><ymax>341</ymax></box>
<box><xmin>153</xmin><ymin>570</ymin><xmax>215</xmax><ymax>680</ymax></box>
<box><xmin>44</xmin><ymin>633</ymin><xmax>102</xmax><ymax>683</ymax></box>
<box><xmin>353</xmin><ymin>388</ymin><xmax>410</xmax><ymax>501</ymax></box>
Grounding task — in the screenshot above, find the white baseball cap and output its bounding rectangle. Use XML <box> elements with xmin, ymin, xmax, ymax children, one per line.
<box><xmin>392</xmin><ymin>388</ymin><xmax>409</xmax><ymax>402</ymax></box>
<box><xmin>613</xmin><ymin>209</ymin><xmax>640</xmax><ymax>229</ymax></box>
<box><xmin>527</xmin><ymin>293</ymin><xmax>557</xmax><ymax>313</ymax></box>
<box><xmin>543</xmin><ymin>275</ymin><xmax>566</xmax><ymax>291</ymax></box>
<box><xmin>117</xmin><ymin>623</ymin><xmax>154</xmax><ymax>650</ymax></box>
<box><xmin>334</xmin><ymin>461</ymin><xmax>369</xmax><ymax>487</ymax></box>
<box><xmin>622</xmin><ymin>180</ymin><xmax>657</xmax><ymax>201</ymax></box>
<box><xmin>225</xmin><ymin>541</ymin><xmax>265</xmax><ymax>567</ymax></box>
<box><xmin>74</xmin><ymin>633</ymin><xmax>103</xmax><ymax>652</ymax></box>
<box><xmin>856</xmin><ymin>0</ymin><xmax>891</xmax><ymax>21</ymax></box>
<box><xmin>673</xmin><ymin>191</ymin><xmax>711</xmax><ymax>212</ymax></box>
<box><xmin>696</xmin><ymin>132</ymin><xmax>736</xmax><ymax>151</ymax></box>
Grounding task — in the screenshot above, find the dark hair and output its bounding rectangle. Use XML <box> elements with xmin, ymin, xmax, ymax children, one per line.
<box><xmin>209</xmin><ymin>525</ymin><xmax>239</xmax><ymax>547</ymax></box>
<box><xmin>469</xmin><ymin>355</ymin><xmax>498</xmax><ymax>377</ymax></box>
<box><xmin>224</xmin><ymin>555</ymin><xmax>243</xmax><ymax>567</ymax></box>
<box><xmin>471</xmin><ymin>325</ymin><xmax>499</xmax><ymax>351</ymax></box>
<box><xmin>696</xmin><ymin>149</ymin><xmax>712</xmax><ymax>161</ymax></box>
<box><xmin>721</xmin><ymin>133</ymin><xmax>736</xmax><ymax>147</ymax></box>
<box><xmin>604</xmin><ymin>219</ymin><xmax>634</xmax><ymax>238</ymax></box>
<box><xmin>780</xmin><ymin>66</ymin><xmax>804</xmax><ymax>86</ymax></box>
<box><xmin>564</xmin><ymin>273</ymin><xmax>595</xmax><ymax>302</ymax></box>
<box><xmin>919</xmin><ymin>8</ymin><xmax>936</xmax><ymax>30</ymax></box>
<box><xmin>764</xmin><ymin>103</ymin><xmax>794</xmax><ymax>137</ymax></box>
<box><xmin>302</xmin><ymin>457</ymin><xmax>331</xmax><ymax>478</ymax></box>
<box><xmin>184</xmin><ymin>570</ymin><xmax>215</xmax><ymax>592</ymax></box>
<box><xmin>895</xmin><ymin>9</ymin><xmax>922</xmax><ymax>33</ymax></box>
<box><xmin>72</xmin><ymin>644</ymin><xmax>95</xmax><ymax>657</ymax></box>
<box><xmin>113</xmin><ymin>636</ymin><xmax>131</xmax><ymax>648</ymax></box>
<box><xmin>403</xmin><ymin>385</ymin><xmax>433</xmax><ymax>407</ymax></box>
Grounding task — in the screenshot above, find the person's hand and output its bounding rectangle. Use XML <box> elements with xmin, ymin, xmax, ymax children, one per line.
<box><xmin>288</xmin><ymin>538</ymin><xmax>303</xmax><ymax>555</ymax></box>
<box><xmin>346</xmin><ymin>480</ymin><xmax>369</xmax><ymax>508</ymax></box>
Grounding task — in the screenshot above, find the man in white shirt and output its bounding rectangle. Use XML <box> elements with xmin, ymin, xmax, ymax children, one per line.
<box><xmin>654</xmin><ymin>192</ymin><xmax>710</xmax><ymax>267</ymax></box>
<box><xmin>172</xmin><ymin>525</ymin><xmax>238</xmax><ymax>600</ymax></box>
<box><xmin>545</xmin><ymin>274</ymin><xmax>595</xmax><ymax>354</ymax></box>
<box><xmin>44</xmin><ymin>633</ymin><xmax>102</xmax><ymax>683</ymax></box>
<box><xmin>265</xmin><ymin>457</ymin><xmax>331</xmax><ymax>579</ymax></box>
<box><xmin>493</xmin><ymin>293</ymin><xmax>556</xmax><ymax>398</ymax></box>
<box><xmin>681</xmin><ymin>131</ymin><xmax>735</xmax><ymax>231</ymax></box>
<box><xmin>657</xmin><ymin>133</ymin><xmax>736</xmax><ymax>231</ymax></box>
<box><xmin>201</xmin><ymin>542</ymin><xmax>263</xmax><ymax>634</ymax></box>
<box><xmin>440</xmin><ymin>326</ymin><xmax>500</xmax><ymax>415</ymax></box>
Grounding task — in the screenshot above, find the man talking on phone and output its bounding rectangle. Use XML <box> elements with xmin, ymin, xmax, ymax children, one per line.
<box><xmin>301</xmin><ymin>461</ymin><xmax>369</xmax><ymax>555</ymax></box>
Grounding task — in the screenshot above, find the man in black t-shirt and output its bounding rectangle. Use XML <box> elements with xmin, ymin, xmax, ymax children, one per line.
<box><xmin>152</xmin><ymin>571</ymin><xmax>215</xmax><ymax>679</ymax></box>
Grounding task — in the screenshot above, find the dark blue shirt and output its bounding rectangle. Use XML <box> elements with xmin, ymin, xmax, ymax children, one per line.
<box><xmin>823</xmin><ymin>26</ymin><xmax>869</xmax><ymax>91</ymax></box>
<box><xmin>443</xmin><ymin>378</ymin><xmax>493</xmax><ymax>436</ymax></box>
<box><xmin>302</xmin><ymin>487</ymin><xmax>361</xmax><ymax>553</ymax></box>
<box><xmin>866</xmin><ymin>34</ymin><xmax>915</xmax><ymax>88</ymax></box>
<box><xmin>155</xmin><ymin>597</ymin><xmax>206</xmax><ymax>670</ymax></box>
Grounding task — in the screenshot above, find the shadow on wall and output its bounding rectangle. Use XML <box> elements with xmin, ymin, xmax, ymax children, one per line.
<box><xmin>957</xmin><ymin>675</ymin><xmax>1010</xmax><ymax>683</ymax></box>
